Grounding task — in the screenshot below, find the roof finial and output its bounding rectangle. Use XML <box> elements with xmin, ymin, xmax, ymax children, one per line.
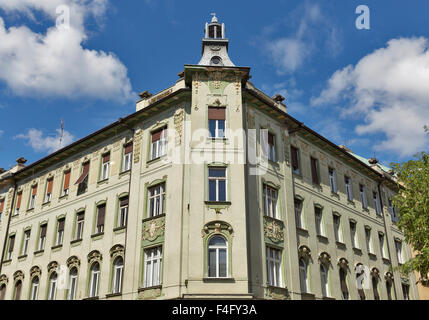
<box><xmin>210</xmin><ymin>12</ymin><xmax>218</xmax><ymax>23</ymax></box>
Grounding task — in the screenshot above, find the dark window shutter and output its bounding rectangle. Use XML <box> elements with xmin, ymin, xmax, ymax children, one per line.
<box><xmin>77</xmin><ymin>212</ymin><xmax>85</xmax><ymax>221</ymax></box>
<box><xmin>208</xmin><ymin>107</ymin><xmax>226</xmax><ymax>120</ymax></box>
<box><xmin>15</xmin><ymin>281</ymin><xmax>22</xmax><ymax>300</ymax></box>
<box><xmin>124</xmin><ymin>144</ymin><xmax>133</xmax><ymax>154</ymax></box>
<box><xmin>8</xmin><ymin>236</ymin><xmax>15</xmax><ymax>252</ymax></box>
<box><xmin>75</xmin><ymin>162</ymin><xmax>90</xmax><ymax>185</ymax></box>
<box><xmin>47</xmin><ymin>179</ymin><xmax>54</xmax><ymax>193</ymax></box>
<box><xmin>32</xmin><ymin>185</ymin><xmax>38</xmax><ymax>196</ymax></box>
<box><xmin>311</xmin><ymin>158</ymin><xmax>319</xmax><ymax>184</ymax></box>
<box><xmin>291</xmin><ymin>147</ymin><xmax>299</xmax><ymax>170</ymax></box>
<box><xmin>40</xmin><ymin>225</ymin><xmax>47</xmax><ymax>237</ymax></box>
<box><xmin>151</xmin><ymin>128</ymin><xmax>165</xmax><ymax>142</ymax></box>
<box><xmin>340</xmin><ymin>269</ymin><xmax>348</xmax><ymax>295</ymax></box>
<box><xmin>16</xmin><ymin>193</ymin><xmax>22</xmax><ymax>209</ymax></box>
<box><xmin>97</xmin><ymin>205</ymin><xmax>105</xmax><ymax>227</ymax></box>
<box><xmin>103</xmin><ymin>153</ymin><xmax>110</xmax><ymax>163</ymax></box>
<box><xmin>58</xmin><ymin>219</ymin><xmax>65</xmax><ymax>232</ymax></box>
<box><xmin>120</xmin><ymin>197</ymin><xmax>129</xmax><ymax>207</ymax></box>
<box><xmin>63</xmin><ymin>171</ymin><xmax>71</xmax><ymax>190</ymax></box>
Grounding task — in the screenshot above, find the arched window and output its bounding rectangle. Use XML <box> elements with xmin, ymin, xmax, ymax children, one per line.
<box><xmin>320</xmin><ymin>264</ymin><xmax>329</xmax><ymax>297</ymax></box>
<box><xmin>0</xmin><ymin>284</ymin><xmax>6</xmax><ymax>300</ymax></box>
<box><xmin>30</xmin><ymin>277</ymin><xmax>39</xmax><ymax>300</ymax></box>
<box><xmin>208</xmin><ymin>236</ymin><xmax>227</xmax><ymax>278</ymax></box>
<box><xmin>339</xmin><ymin>268</ymin><xmax>349</xmax><ymax>300</ymax></box>
<box><xmin>67</xmin><ymin>268</ymin><xmax>78</xmax><ymax>300</ymax></box>
<box><xmin>14</xmin><ymin>280</ymin><xmax>22</xmax><ymax>300</ymax></box>
<box><xmin>48</xmin><ymin>272</ymin><xmax>57</xmax><ymax>300</ymax></box>
<box><xmin>112</xmin><ymin>257</ymin><xmax>124</xmax><ymax>294</ymax></box>
<box><xmin>372</xmin><ymin>276</ymin><xmax>380</xmax><ymax>300</ymax></box>
<box><xmin>386</xmin><ymin>280</ymin><xmax>393</xmax><ymax>300</ymax></box>
<box><xmin>299</xmin><ymin>258</ymin><xmax>308</xmax><ymax>293</ymax></box>
<box><xmin>89</xmin><ymin>263</ymin><xmax>100</xmax><ymax>298</ymax></box>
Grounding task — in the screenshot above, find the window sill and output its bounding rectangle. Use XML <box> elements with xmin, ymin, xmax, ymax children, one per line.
<box><xmin>347</xmin><ymin>199</ymin><xmax>355</xmax><ymax>205</ymax></box>
<box><xmin>119</xmin><ymin>169</ymin><xmax>131</xmax><ymax>177</ymax></box>
<box><xmin>91</xmin><ymin>232</ymin><xmax>104</xmax><ymax>240</ymax></box>
<box><xmin>368</xmin><ymin>252</ymin><xmax>377</xmax><ymax>260</ymax></box>
<box><xmin>353</xmin><ymin>247</ymin><xmax>362</xmax><ymax>255</ymax></box>
<box><xmin>362</xmin><ymin>207</ymin><xmax>369</xmax><ymax>213</ymax></box>
<box><xmin>330</xmin><ymin>192</ymin><xmax>340</xmax><ymax>199</ymax></box>
<box><xmin>83</xmin><ymin>296</ymin><xmax>99</xmax><ymax>300</ymax></box>
<box><xmin>268</xmin><ymin>159</ymin><xmax>279</xmax><ymax>166</ymax></box>
<box><xmin>34</xmin><ymin>249</ymin><xmax>44</xmax><ymax>256</ymax></box>
<box><xmin>301</xmin><ymin>292</ymin><xmax>316</xmax><ymax>300</ymax></box>
<box><xmin>317</xmin><ymin>234</ymin><xmax>329</xmax><ymax>243</ymax></box>
<box><xmin>203</xmin><ymin>277</ymin><xmax>235</xmax><ymax>283</ymax></box>
<box><xmin>292</xmin><ymin>171</ymin><xmax>302</xmax><ymax>177</ymax></box>
<box><xmin>27</xmin><ymin>208</ymin><xmax>35</xmax><ymax>213</ymax></box>
<box><xmin>207</xmin><ymin>137</ymin><xmax>228</xmax><ymax>142</ymax></box>
<box><xmin>97</xmin><ymin>178</ymin><xmax>109</xmax><ymax>186</ymax></box>
<box><xmin>59</xmin><ymin>193</ymin><xmax>69</xmax><ymax>200</ymax></box>
<box><xmin>142</xmin><ymin>213</ymin><xmax>166</xmax><ymax>223</ymax></box>
<box><xmin>42</xmin><ymin>201</ymin><xmax>51</xmax><ymax>207</ymax></box>
<box><xmin>336</xmin><ymin>241</ymin><xmax>346</xmax><ymax>249</ymax></box>
<box><xmin>296</xmin><ymin>227</ymin><xmax>309</xmax><ymax>236</ymax></box>
<box><xmin>106</xmin><ymin>292</ymin><xmax>122</xmax><ymax>298</ymax></box>
<box><xmin>147</xmin><ymin>155</ymin><xmax>167</xmax><ymax>166</ymax></box>
<box><xmin>113</xmin><ymin>226</ymin><xmax>127</xmax><ymax>234</ymax></box>
<box><xmin>18</xmin><ymin>254</ymin><xmax>27</xmax><ymax>261</ymax></box>
<box><xmin>382</xmin><ymin>257</ymin><xmax>391</xmax><ymax>264</ymax></box>
<box><xmin>51</xmin><ymin>244</ymin><xmax>63</xmax><ymax>251</ymax></box>
<box><xmin>2</xmin><ymin>259</ymin><xmax>12</xmax><ymax>265</ymax></box>
<box><xmin>70</xmin><ymin>238</ymin><xmax>82</xmax><ymax>246</ymax></box>
<box><xmin>138</xmin><ymin>285</ymin><xmax>162</xmax><ymax>293</ymax></box>
<box><xmin>322</xmin><ymin>296</ymin><xmax>336</xmax><ymax>300</ymax></box>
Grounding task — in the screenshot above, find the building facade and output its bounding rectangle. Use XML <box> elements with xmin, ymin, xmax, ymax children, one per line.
<box><xmin>0</xmin><ymin>15</ymin><xmax>419</xmax><ymax>300</ymax></box>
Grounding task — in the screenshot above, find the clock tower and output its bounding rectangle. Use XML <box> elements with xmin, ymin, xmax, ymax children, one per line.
<box><xmin>198</xmin><ymin>14</ymin><xmax>235</xmax><ymax>67</ymax></box>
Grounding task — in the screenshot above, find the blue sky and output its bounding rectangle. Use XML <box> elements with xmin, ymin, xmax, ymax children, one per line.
<box><xmin>1</xmin><ymin>0</ymin><xmax>429</xmax><ymax>170</ymax></box>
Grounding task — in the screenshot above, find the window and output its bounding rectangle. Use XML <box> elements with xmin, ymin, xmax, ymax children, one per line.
<box><xmin>208</xmin><ymin>236</ymin><xmax>227</xmax><ymax>278</ymax></box>
<box><xmin>356</xmin><ymin>265</ymin><xmax>366</xmax><ymax>300</ymax></box>
<box><xmin>294</xmin><ymin>199</ymin><xmax>304</xmax><ymax>229</ymax></box>
<box><xmin>6</xmin><ymin>235</ymin><xmax>15</xmax><ymax>260</ymax></box>
<box><xmin>320</xmin><ymin>264</ymin><xmax>329</xmax><ymax>297</ymax></box>
<box><xmin>360</xmin><ymin>184</ymin><xmax>368</xmax><ymax>209</ymax></box>
<box><xmin>0</xmin><ymin>284</ymin><xmax>5</xmax><ymax>300</ymax></box>
<box><xmin>299</xmin><ymin>258</ymin><xmax>308</xmax><ymax>293</ymax></box>
<box><xmin>373</xmin><ymin>191</ymin><xmax>382</xmax><ymax>215</ymax></box>
<box><xmin>379</xmin><ymin>233</ymin><xmax>386</xmax><ymax>258</ymax></box>
<box><xmin>339</xmin><ymin>268</ymin><xmax>349</xmax><ymax>300</ymax></box>
<box><xmin>22</xmin><ymin>230</ymin><xmax>31</xmax><ymax>255</ymax></box>
<box><xmin>208</xmin><ymin>167</ymin><xmax>226</xmax><ymax>202</ymax></box>
<box><xmin>386</xmin><ymin>280</ymin><xmax>393</xmax><ymax>300</ymax></box>
<box><xmin>388</xmin><ymin>199</ymin><xmax>398</xmax><ymax>222</ymax></box>
<box><xmin>14</xmin><ymin>280</ymin><xmax>22</xmax><ymax>300</ymax></box>
<box><xmin>122</xmin><ymin>144</ymin><xmax>133</xmax><ymax>172</ymax></box>
<box><xmin>350</xmin><ymin>221</ymin><xmax>357</xmax><ymax>248</ymax></box>
<box><xmin>402</xmin><ymin>283</ymin><xmax>410</xmax><ymax>300</ymax></box>
<box><xmin>29</xmin><ymin>185</ymin><xmax>37</xmax><ymax>209</ymax></box>
<box><xmin>395</xmin><ymin>240</ymin><xmax>403</xmax><ymax>264</ymax></box>
<box><xmin>310</xmin><ymin>157</ymin><xmax>319</xmax><ymax>185</ymax></box>
<box><xmin>95</xmin><ymin>204</ymin><xmax>105</xmax><ymax>234</ymax></box>
<box><xmin>45</xmin><ymin>178</ymin><xmax>53</xmax><ymax>203</ymax></box>
<box><xmin>208</xmin><ymin>107</ymin><xmax>226</xmax><ymax>139</ymax></box>
<box><xmin>38</xmin><ymin>224</ymin><xmax>47</xmax><ymax>251</ymax></box>
<box><xmin>56</xmin><ymin>218</ymin><xmax>65</xmax><ymax>246</ymax></box>
<box><xmin>67</xmin><ymin>268</ymin><xmax>78</xmax><ymax>300</ymax></box>
<box><xmin>112</xmin><ymin>257</ymin><xmax>124</xmax><ymax>294</ymax></box>
<box><xmin>263</xmin><ymin>184</ymin><xmax>278</xmax><ymax>219</ymax></box>
<box><xmin>48</xmin><ymin>272</ymin><xmax>57</xmax><ymax>300</ymax></box>
<box><xmin>118</xmin><ymin>197</ymin><xmax>128</xmax><ymax>228</ymax></box>
<box><xmin>15</xmin><ymin>192</ymin><xmax>22</xmax><ymax>215</ymax></box>
<box><xmin>372</xmin><ymin>276</ymin><xmax>380</xmax><ymax>300</ymax></box>
<box><xmin>333</xmin><ymin>214</ymin><xmax>342</xmax><ymax>242</ymax></box>
<box><xmin>328</xmin><ymin>168</ymin><xmax>337</xmax><ymax>193</ymax></box>
<box><xmin>144</xmin><ymin>246</ymin><xmax>162</xmax><ymax>287</ymax></box>
<box><xmin>30</xmin><ymin>277</ymin><xmax>39</xmax><ymax>300</ymax></box>
<box><xmin>315</xmin><ymin>207</ymin><xmax>323</xmax><ymax>236</ymax></box>
<box><xmin>290</xmin><ymin>146</ymin><xmax>300</xmax><ymax>174</ymax></box>
<box><xmin>76</xmin><ymin>162</ymin><xmax>89</xmax><ymax>195</ymax></box>
<box><xmin>75</xmin><ymin>212</ymin><xmax>85</xmax><ymax>240</ymax></box>
<box><xmin>101</xmin><ymin>153</ymin><xmax>110</xmax><ymax>180</ymax></box>
<box><xmin>148</xmin><ymin>183</ymin><xmax>166</xmax><ymax>217</ymax></box>
<box><xmin>345</xmin><ymin>176</ymin><xmax>353</xmax><ymax>201</ymax></box>
<box><xmin>150</xmin><ymin>127</ymin><xmax>167</xmax><ymax>160</ymax></box>
<box><xmin>365</xmin><ymin>227</ymin><xmax>372</xmax><ymax>254</ymax></box>
<box><xmin>62</xmin><ymin>171</ymin><xmax>71</xmax><ymax>196</ymax></box>
<box><xmin>266</xmin><ymin>132</ymin><xmax>276</xmax><ymax>162</ymax></box>
<box><xmin>89</xmin><ymin>263</ymin><xmax>100</xmax><ymax>298</ymax></box>
<box><xmin>266</xmin><ymin>247</ymin><xmax>282</xmax><ymax>287</ymax></box>
<box><xmin>0</xmin><ymin>198</ymin><xmax>5</xmax><ymax>221</ymax></box>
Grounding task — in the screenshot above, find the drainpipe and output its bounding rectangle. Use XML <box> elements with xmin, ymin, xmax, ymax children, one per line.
<box><xmin>0</xmin><ymin>179</ymin><xmax>17</xmax><ymax>275</ymax></box>
<box><xmin>378</xmin><ymin>181</ymin><xmax>398</xmax><ymax>299</ymax></box>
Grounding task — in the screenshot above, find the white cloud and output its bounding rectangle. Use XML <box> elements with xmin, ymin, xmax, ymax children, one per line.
<box><xmin>0</xmin><ymin>0</ymin><xmax>134</xmax><ymax>102</ymax></box>
<box><xmin>312</xmin><ymin>37</ymin><xmax>429</xmax><ymax>158</ymax></box>
<box><xmin>0</xmin><ymin>129</ymin><xmax>3</xmax><ymax>137</ymax></box>
<box><xmin>15</xmin><ymin>128</ymin><xmax>75</xmax><ymax>154</ymax></box>
<box><xmin>263</xmin><ymin>2</ymin><xmax>341</xmax><ymax>74</ymax></box>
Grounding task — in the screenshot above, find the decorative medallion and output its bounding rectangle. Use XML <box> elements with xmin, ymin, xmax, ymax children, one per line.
<box><xmin>264</xmin><ymin>217</ymin><xmax>284</xmax><ymax>243</ymax></box>
<box><xmin>142</xmin><ymin>217</ymin><xmax>165</xmax><ymax>242</ymax></box>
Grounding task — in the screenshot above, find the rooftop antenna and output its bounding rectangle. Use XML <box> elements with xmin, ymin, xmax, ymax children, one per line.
<box><xmin>59</xmin><ymin>119</ymin><xmax>64</xmax><ymax>149</ymax></box>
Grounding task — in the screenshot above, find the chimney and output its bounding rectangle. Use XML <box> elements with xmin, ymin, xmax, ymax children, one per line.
<box><xmin>16</xmin><ymin>157</ymin><xmax>27</xmax><ymax>165</ymax></box>
<box><xmin>368</xmin><ymin>158</ymin><xmax>379</xmax><ymax>165</ymax></box>
<box><xmin>272</xmin><ymin>94</ymin><xmax>285</xmax><ymax>103</ymax></box>
<box><xmin>139</xmin><ymin>91</ymin><xmax>153</xmax><ymax>99</ymax></box>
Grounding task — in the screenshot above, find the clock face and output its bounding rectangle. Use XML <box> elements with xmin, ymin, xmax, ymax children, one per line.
<box><xmin>211</xmin><ymin>56</ymin><xmax>222</xmax><ymax>65</ymax></box>
<box><xmin>210</xmin><ymin>45</ymin><xmax>221</xmax><ymax>51</ymax></box>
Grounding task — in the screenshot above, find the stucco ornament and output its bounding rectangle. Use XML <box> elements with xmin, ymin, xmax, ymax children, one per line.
<box><xmin>142</xmin><ymin>217</ymin><xmax>165</xmax><ymax>242</ymax></box>
<box><xmin>47</xmin><ymin>261</ymin><xmax>59</xmax><ymax>274</ymax></box>
<box><xmin>298</xmin><ymin>245</ymin><xmax>311</xmax><ymax>261</ymax></box>
<box><xmin>87</xmin><ymin>250</ymin><xmax>102</xmax><ymax>264</ymax></box>
<box><xmin>338</xmin><ymin>257</ymin><xmax>349</xmax><ymax>270</ymax></box>
<box><xmin>385</xmin><ymin>272</ymin><xmax>394</xmax><ymax>283</ymax></box>
<box><xmin>133</xmin><ymin>129</ymin><xmax>143</xmax><ymax>164</ymax></box>
<box><xmin>264</xmin><ymin>218</ymin><xmax>284</xmax><ymax>243</ymax></box>
<box><xmin>13</xmin><ymin>270</ymin><xmax>24</xmax><ymax>282</ymax></box>
<box><xmin>319</xmin><ymin>252</ymin><xmax>331</xmax><ymax>266</ymax></box>
<box><xmin>371</xmin><ymin>268</ymin><xmax>380</xmax><ymax>279</ymax></box>
<box><xmin>66</xmin><ymin>256</ymin><xmax>81</xmax><ymax>269</ymax></box>
<box><xmin>201</xmin><ymin>221</ymin><xmax>233</xmax><ymax>238</ymax></box>
<box><xmin>110</xmin><ymin>244</ymin><xmax>125</xmax><ymax>260</ymax></box>
<box><xmin>264</xmin><ymin>286</ymin><xmax>290</xmax><ymax>300</ymax></box>
<box><xmin>0</xmin><ymin>274</ymin><xmax>8</xmax><ymax>286</ymax></box>
<box><xmin>30</xmin><ymin>266</ymin><xmax>42</xmax><ymax>279</ymax></box>
<box><xmin>174</xmin><ymin>108</ymin><xmax>184</xmax><ymax>146</ymax></box>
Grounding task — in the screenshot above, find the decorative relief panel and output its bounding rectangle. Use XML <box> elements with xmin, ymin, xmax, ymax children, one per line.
<box><xmin>174</xmin><ymin>108</ymin><xmax>184</xmax><ymax>146</ymax></box>
<box><xmin>110</xmin><ymin>244</ymin><xmax>125</xmax><ymax>260</ymax></box>
<box><xmin>263</xmin><ymin>216</ymin><xmax>284</xmax><ymax>244</ymax></box>
<box><xmin>133</xmin><ymin>129</ymin><xmax>143</xmax><ymax>164</ymax></box>
<box><xmin>142</xmin><ymin>216</ymin><xmax>165</xmax><ymax>243</ymax></box>
<box><xmin>87</xmin><ymin>251</ymin><xmax>102</xmax><ymax>264</ymax></box>
<box><xmin>66</xmin><ymin>256</ymin><xmax>81</xmax><ymax>269</ymax></box>
<box><xmin>13</xmin><ymin>270</ymin><xmax>24</xmax><ymax>282</ymax></box>
<box><xmin>264</xmin><ymin>286</ymin><xmax>290</xmax><ymax>300</ymax></box>
<box><xmin>30</xmin><ymin>266</ymin><xmax>42</xmax><ymax>279</ymax></box>
<box><xmin>201</xmin><ymin>221</ymin><xmax>234</xmax><ymax>238</ymax></box>
<box><xmin>0</xmin><ymin>274</ymin><xmax>8</xmax><ymax>286</ymax></box>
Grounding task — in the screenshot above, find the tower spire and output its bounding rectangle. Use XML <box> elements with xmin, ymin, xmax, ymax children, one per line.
<box><xmin>198</xmin><ymin>14</ymin><xmax>235</xmax><ymax>66</ymax></box>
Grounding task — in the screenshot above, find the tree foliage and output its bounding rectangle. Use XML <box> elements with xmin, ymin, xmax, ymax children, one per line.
<box><xmin>391</xmin><ymin>150</ymin><xmax>429</xmax><ymax>283</ymax></box>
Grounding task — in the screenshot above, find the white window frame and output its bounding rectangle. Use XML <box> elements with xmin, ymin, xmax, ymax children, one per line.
<box><xmin>266</xmin><ymin>247</ymin><xmax>282</xmax><ymax>287</ymax></box>
<box><xmin>38</xmin><ymin>226</ymin><xmax>46</xmax><ymax>251</ymax></box>
<box><xmin>89</xmin><ymin>263</ymin><xmax>100</xmax><ymax>298</ymax></box>
<box><xmin>329</xmin><ymin>168</ymin><xmax>337</xmax><ymax>193</ymax></box>
<box><xmin>122</xmin><ymin>151</ymin><xmax>132</xmax><ymax>172</ymax></box>
<box><xmin>30</xmin><ymin>277</ymin><xmax>39</xmax><ymax>300</ymax></box>
<box><xmin>118</xmin><ymin>201</ymin><xmax>128</xmax><ymax>228</ymax></box>
<box><xmin>379</xmin><ymin>233</ymin><xmax>386</xmax><ymax>258</ymax></box>
<box><xmin>48</xmin><ymin>273</ymin><xmax>57</xmax><ymax>300</ymax></box>
<box><xmin>360</xmin><ymin>184</ymin><xmax>368</xmax><ymax>209</ymax></box>
<box><xmin>76</xmin><ymin>213</ymin><xmax>84</xmax><ymax>240</ymax></box>
<box><xmin>209</xmin><ymin>119</ymin><xmax>226</xmax><ymax>139</ymax></box>
<box><xmin>56</xmin><ymin>219</ymin><xmax>64</xmax><ymax>246</ymax></box>
<box><xmin>268</xmin><ymin>133</ymin><xmax>276</xmax><ymax>162</ymax></box>
<box><xmin>148</xmin><ymin>183</ymin><xmax>166</xmax><ymax>217</ymax></box>
<box><xmin>320</xmin><ymin>264</ymin><xmax>329</xmax><ymax>297</ymax></box>
<box><xmin>112</xmin><ymin>257</ymin><xmax>124</xmax><ymax>294</ymax></box>
<box><xmin>67</xmin><ymin>268</ymin><xmax>78</xmax><ymax>300</ymax></box>
<box><xmin>144</xmin><ymin>246</ymin><xmax>163</xmax><ymax>287</ymax></box>
<box><xmin>299</xmin><ymin>258</ymin><xmax>308</xmax><ymax>293</ymax></box>
<box><xmin>29</xmin><ymin>194</ymin><xmax>36</xmax><ymax>210</ymax></box>
<box><xmin>263</xmin><ymin>184</ymin><xmax>278</xmax><ymax>219</ymax></box>
<box><xmin>345</xmin><ymin>176</ymin><xmax>353</xmax><ymax>201</ymax></box>
<box><xmin>207</xmin><ymin>237</ymin><xmax>228</xmax><ymax>278</ymax></box>
<box><xmin>22</xmin><ymin>230</ymin><xmax>30</xmax><ymax>255</ymax></box>
<box><xmin>333</xmin><ymin>214</ymin><xmax>342</xmax><ymax>242</ymax></box>
<box><xmin>365</xmin><ymin>228</ymin><xmax>373</xmax><ymax>254</ymax></box>
<box><xmin>373</xmin><ymin>191</ymin><xmax>382</xmax><ymax>215</ymax></box>
<box><xmin>101</xmin><ymin>160</ymin><xmax>110</xmax><ymax>181</ymax></box>
<box><xmin>350</xmin><ymin>221</ymin><xmax>358</xmax><ymax>248</ymax></box>
<box><xmin>395</xmin><ymin>240</ymin><xmax>403</xmax><ymax>264</ymax></box>
<box><xmin>150</xmin><ymin>129</ymin><xmax>167</xmax><ymax>160</ymax></box>
<box><xmin>294</xmin><ymin>199</ymin><xmax>304</xmax><ymax>229</ymax></box>
<box><xmin>208</xmin><ymin>168</ymin><xmax>227</xmax><ymax>202</ymax></box>
<box><xmin>315</xmin><ymin>207</ymin><xmax>324</xmax><ymax>236</ymax></box>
